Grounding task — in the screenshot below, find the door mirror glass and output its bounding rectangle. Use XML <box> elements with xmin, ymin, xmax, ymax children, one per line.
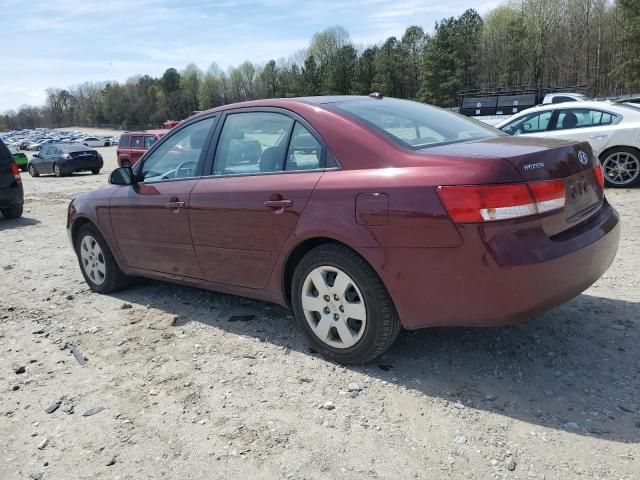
<box><xmin>109</xmin><ymin>166</ymin><xmax>135</xmax><ymax>185</ymax></box>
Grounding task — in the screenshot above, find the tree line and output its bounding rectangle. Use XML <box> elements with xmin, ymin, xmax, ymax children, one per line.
<box><xmin>2</xmin><ymin>0</ymin><xmax>639</xmax><ymax>131</ymax></box>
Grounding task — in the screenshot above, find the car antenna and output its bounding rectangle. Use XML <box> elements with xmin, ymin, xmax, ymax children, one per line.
<box><xmin>369</xmin><ymin>92</ymin><xmax>384</xmax><ymax>99</ymax></box>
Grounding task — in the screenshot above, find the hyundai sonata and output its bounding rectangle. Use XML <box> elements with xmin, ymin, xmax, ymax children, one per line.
<box><xmin>67</xmin><ymin>96</ymin><xmax>620</xmax><ymax>364</ymax></box>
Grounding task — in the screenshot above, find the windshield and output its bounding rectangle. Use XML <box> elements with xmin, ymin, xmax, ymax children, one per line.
<box><xmin>333</xmin><ymin>98</ymin><xmax>502</xmax><ymax>149</ymax></box>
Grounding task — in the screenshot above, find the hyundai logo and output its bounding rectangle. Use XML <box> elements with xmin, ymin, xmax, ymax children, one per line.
<box><xmin>578</xmin><ymin>151</ymin><xmax>589</xmax><ymax>165</ymax></box>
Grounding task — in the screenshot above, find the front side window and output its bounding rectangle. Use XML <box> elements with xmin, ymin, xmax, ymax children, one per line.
<box><xmin>214</xmin><ymin>112</ymin><xmax>293</xmax><ymax>175</ymax></box>
<box><xmin>555</xmin><ymin>109</ymin><xmax>617</xmax><ymax>130</ymax></box>
<box><xmin>333</xmin><ymin>98</ymin><xmax>500</xmax><ymax>149</ymax></box>
<box><xmin>501</xmin><ymin>111</ymin><xmax>553</xmax><ymax>135</ymax></box>
<box><xmin>285</xmin><ymin>122</ymin><xmax>322</xmax><ymax>171</ymax></box>
<box><xmin>140</xmin><ymin>117</ymin><xmax>215</xmax><ymax>182</ymax></box>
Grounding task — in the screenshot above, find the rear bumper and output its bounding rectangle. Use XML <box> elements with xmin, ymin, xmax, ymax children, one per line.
<box><xmin>63</xmin><ymin>159</ymin><xmax>103</xmax><ymax>172</ymax></box>
<box><xmin>366</xmin><ymin>200</ymin><xmax>620</xmax><ymax>329</ymax></box>
<box><xmin>0</xmin><ymin>183</ymin><xmax>24</xmax><ymax>208</ymax></box>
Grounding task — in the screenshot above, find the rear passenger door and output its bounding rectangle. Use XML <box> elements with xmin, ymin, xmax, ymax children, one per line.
<box><xmin>189</xmin><ymin>109</ymin><xmax>326</xmax><ymax>288</ymax></box>
<box><xmin>38</xmin><ymin>146</ymin><xmax>55</xmax><ymax>173</ymax></box>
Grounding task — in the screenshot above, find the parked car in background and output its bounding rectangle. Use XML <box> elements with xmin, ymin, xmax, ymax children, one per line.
<box><xmin>116</xmin><ymin>130</ymin><xmax>167</xmax><ymax>167</ymax></box>
<box><xmin>0</xmin><ymin>138</ymin><xmax>23</xmax><ymax>219</ymax></box>
<box><xmin>29</xmin><ymin>144</ymin><xmax>103</xmax><ymax>177</ymax></box>
<box><xmin>9</xmin><ymin>146</ymin><xmax>28</xmax><ymax>171</ymax></box>
<box><xmin>28</xmin><ymin>138</ymin><xmax>57</xmax><ymax>151</ymax></box>
<box><xmin>496</xmin><ymin>101</ymin><xmax>640</xmax><ymax>187</ymax></box>
<box><xmin>67</xmin><ymin>96</ymin><xmax>619</xmax><ymax>364</ymax></box>
<box><xmin>79</xmin><ymin>136</ymin><xmax>112</xmax><ymax>148</ymax></box>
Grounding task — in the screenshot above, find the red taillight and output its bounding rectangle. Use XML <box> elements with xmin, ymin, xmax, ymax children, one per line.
<box><xmin>593</xmin><ymin>165</ymin><xmax>604</xmax><ymax>189</ymax></box>
<box><xmin>438</xmin><ymin>179</ymin><xmax>566</xmax><ymax>223</ymax></box>
<box><xmin>528</xmin><ymin>179</ymin><xmax>566</xmax><ymax>213</ymax></box>
<box><xmin>10</xmin><ymin>162</ymin><xmax>21</xmax><ymax>182</ymax></box>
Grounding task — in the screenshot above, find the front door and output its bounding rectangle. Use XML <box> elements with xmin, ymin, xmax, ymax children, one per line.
<box><xmin>109</xmin><ymin>116</ymin><xmax>217</xmax><ymax>278</ymax></box>
<box><xmin>189</xmin><ymin>111</ymin><xmax>325</xmax><ymax>288</ymax></box>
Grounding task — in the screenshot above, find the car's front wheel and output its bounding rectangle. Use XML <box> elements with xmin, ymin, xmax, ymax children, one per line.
<box><xmin>1</xmin><ymin>205</ymin><xmax>23</xmax><ymax>219</ymax></box>
<box><xmin>91</xmin><ymin>168</ymin><xmax>100</xmax><ymax>175</ymax></box>
<box><xmin>53</xmin><ymin>163</ymin><xmax>63</xmax><ymax>177</ymax></box>
<box><xmin>75</xmin><ymin>224</ymin><xmax>130</xmax><ymax>293</ymax></box>
<box><xmin>291</xmin><ymin>243</ymin><xmax>401</xmax><ymax>364</ymax></box>
<box><xmin>601</xmin><ymin>147</ymin><xmax>640</xmax><ymax>187</ymax></box>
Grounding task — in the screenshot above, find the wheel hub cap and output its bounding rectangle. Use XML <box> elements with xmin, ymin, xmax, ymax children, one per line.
<box><xmin>301</xmin><ymin>266</ymin><xmax>367</xmax><ymax>349</ymax></box>
<box><xmin>603</xmin><ymin>152</ymin><xmax>640</xmax><ymax>185</ymax></box>
<box><xmin>80</xmin><ymin>235</ymin><xmax>106</xmax><ymax>286</ymax></box>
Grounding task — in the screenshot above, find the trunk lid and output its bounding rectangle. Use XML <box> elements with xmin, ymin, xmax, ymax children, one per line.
<box><xmin>427</xmin><ymin>137</ymin><xmax>604</xmax><ymax>236</ymax></box>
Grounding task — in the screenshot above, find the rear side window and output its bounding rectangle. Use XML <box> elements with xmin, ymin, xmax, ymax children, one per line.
<box><xmin>131</xmin><ymin>136</ymin><xmax>143</xmax><ymax>148</ymax></box>
<box><xmin>285</xmin><ymin>123</ymin><xmax>322</xmax><ymax>171</ymax></box>
<box><xmin>214</xmin><ymin>112</ymin><xmax>294</xmax><ymax>175</ymax></box>
<box><xmin>119</xmin><ymin>135</ymin><xmax>130</xmax><ymax>147</ymax></box>
<box><xmin>0</xmin><ymin>139</ymin><xmax>12</xmax><ymax>165</ymax></box>
<box><xmin>334</xmin><ymin>98</ymin><xmax>500</xmax><ymax>149</ymax></box>
<box><xmin>555</xmin><ymin>109</ymin><xmax>618</xmax><ymax>130</ymax></box>
<box><xmin>144</xmin><ymin>136</ymin><xmax>157</xmax><ymax>149</ymax></box>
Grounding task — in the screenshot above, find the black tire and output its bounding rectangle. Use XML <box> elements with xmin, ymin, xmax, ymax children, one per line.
<box><xmin>600</xmin><ymin>147</ymin><xmax>640</xmax><ymax>188</ymax></box>
<box><xmin>91</xmin><ymin>168</ymin><xmax>100</xmax><ymax>175</ymax></box>
<box><xmin>75</xmin><ymin>223</ymin><xmax>131</xmax><ymax>294</ymax></box>
<box><xmin>104</xmin><ymin>141</ymin><xmax>110</xmax><ymax>147</ymax></box>
<box><xmin>1</xmin><ymin>204</ymin><xmax>23</xmax><ymax>219</ymax></box>
<box><xmin>291</xmin><ymin>243</ymin><xmax>401</xmax><ymax>364</ymax></box>
<box><xmin>121</xmin><ymin>160</ymin><xmax>131</xmax><ymax>168</ymax></box>
<box><xmin>28</xmin><ymin>164</ymin><xmax>39</xmax><ymax>177</ymax></box>
<box><xmin>53</xmin><ymin>163</ymin><xmax>63</xmax><ymax>177</ymax></box>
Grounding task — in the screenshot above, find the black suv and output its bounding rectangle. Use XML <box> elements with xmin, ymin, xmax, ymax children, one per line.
<box><xmin>0</xmin><ymin>138</ymin><xmax>24</xmax><ymax>219</ymax></box>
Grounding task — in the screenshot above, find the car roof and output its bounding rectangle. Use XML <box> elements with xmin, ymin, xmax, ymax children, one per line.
<box><xmin>49</xmin><ymin>144</ymin><xmax>96</xmax><ymax>152</ymax></box>
<box><xmin>121</xmin><ymin>129</ymin><xmax>167</xmax><ymax>136</ymax></box>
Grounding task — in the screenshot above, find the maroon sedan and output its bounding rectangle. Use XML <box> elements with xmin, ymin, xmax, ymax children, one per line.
<box><xmin>67</xmin><ymin>96</ymin><xmax>620</xmax><ymax>364</ymax></box>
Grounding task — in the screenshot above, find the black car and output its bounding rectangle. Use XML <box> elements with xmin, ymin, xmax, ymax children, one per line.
<box><xmin>29</xmin><ymin>144</ymin><xmax>103</xmax><ymax>177</ymax></box>
<box><xmin>0</xmin><ymin>138</ymin><xmax>24</xmax><ymax>219</ymax></box>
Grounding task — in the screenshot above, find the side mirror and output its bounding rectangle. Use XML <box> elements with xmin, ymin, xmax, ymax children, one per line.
<box><xmin>109</xmin><ymin>166</ymin><xmax>135</xmax><ymax>186</ymax></box>
<box><xmin>33</xmin><ymin>153</ymin><xmax>40</xmax><ymax>158</ymax></box>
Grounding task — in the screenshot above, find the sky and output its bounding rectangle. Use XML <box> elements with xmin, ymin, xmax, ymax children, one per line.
<box><xmin>0</xmin><ymin>0</ymin><xmax>499</xmax><ymax>112</ymax></box>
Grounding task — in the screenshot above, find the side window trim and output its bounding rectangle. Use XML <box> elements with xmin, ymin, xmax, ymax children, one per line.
<box><xmin>134</xmin><ymin>114</ymin><xmax>218</xmax><ymax>182</ymax></box>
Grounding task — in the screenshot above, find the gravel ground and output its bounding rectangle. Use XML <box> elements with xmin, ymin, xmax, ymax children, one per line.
<box><xmin>1</xmin><ymin>146</ymin><xmax>639</xmax><ymax>480</ymax></box>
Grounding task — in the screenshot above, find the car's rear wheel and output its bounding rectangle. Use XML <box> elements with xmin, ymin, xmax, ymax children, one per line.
<box><xmin>601</xmin><ymin>147</ymin><xmax>640</xmax><ymax>187</ymax></box>
<box><xmin>291</xmin><ymin>243</ymin><xmax>401</xmax><ymax>364</ymax></box>
<box><xmin>91</xmin><ymin>168</ymin><xmax>100</xmax><ymax>175</ymax></box>
<box><xmin>75</xmin><ymin>224</ymin><xmax>130</xmax><ymax>293</ymax></box>
<box><xmin>121</xmin><ymin>160</ymin><xmax>131</xmax><ymax>168</ymax></box>
<box><xmin>28</xmin><ymin>164</ymin><xmax>39</xmax><ymax>177</ymax></box>
<box><xmin>1</xmin><ymin>205</ymin><xmax>23</xmax><ymax>219</ymax></box>
<box><xmin>104</xmin><ymin>141</ymin><xmax>110</xmax><ymax>147</ymax></box>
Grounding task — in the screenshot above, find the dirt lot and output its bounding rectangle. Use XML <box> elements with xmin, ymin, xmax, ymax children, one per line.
<box><xmin>1</xmin><ymin>146</ymin><xmax>639</xmax><ymax>479</ymax></box>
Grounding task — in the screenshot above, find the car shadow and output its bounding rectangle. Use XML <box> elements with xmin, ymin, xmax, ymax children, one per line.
<box><xmin>111</xmin><ymin>281</ymin><xmax>639</xmax><ymax>443</ymax></box>
<box><xmin>0</xmin><ymin>216</ymin><xmax>40</xmax><ymax>231</ymax></box>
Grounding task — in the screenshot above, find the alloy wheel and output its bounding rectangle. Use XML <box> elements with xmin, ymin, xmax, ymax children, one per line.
<box><xmin>80</xmin><ymin>235</ymin><xmax>106</xmax><ymax>286</ymax></box>
<box><xmin>602</xmin><ymin>152</ymin><xmax>640</xmax><ymax>186</ymax></box>
<box><xmin>301</xmin><ymin>266</ymin><xmax>367</xmax><ymax>349</ymax></box>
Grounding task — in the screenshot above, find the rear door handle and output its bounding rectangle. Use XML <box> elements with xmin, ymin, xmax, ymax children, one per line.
<box><xmin>264</xmin><ymin>199</ymin><xmax>293</xmax><ymax>210</ymax></box>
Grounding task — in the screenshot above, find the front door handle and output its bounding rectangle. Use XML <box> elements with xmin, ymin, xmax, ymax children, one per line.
<box><xmin>165</xmin><ymin>197</ymin><xmax>185</xmax><ymax>211</ymax></box>
<box><xmin>264</xmin><ymin>199</ymin><xmax>293</xmax><ymax>209</ymax></box>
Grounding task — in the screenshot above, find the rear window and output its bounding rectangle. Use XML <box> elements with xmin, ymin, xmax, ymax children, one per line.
<box><xmin>0</xmin><ymin>139</ymin><xmax>13</xmax><ymax>165</ymax></box>
<box><xmin>333</xmin><ymin>98</ymin><xmax>501</xmax><ymax>149</ymax></box>
<box><xmin>119</xmin><ymin>135</ymin><xmax>130</xmax><ymax>147</ymax></box>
